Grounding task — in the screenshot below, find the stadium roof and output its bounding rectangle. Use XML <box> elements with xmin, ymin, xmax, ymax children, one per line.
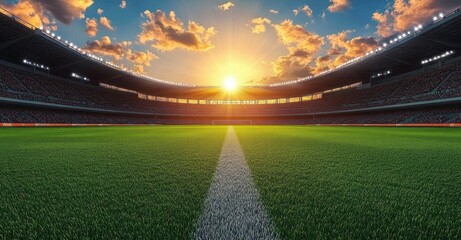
<box><xmin>1</xmin><ymin>7</ymin><xmax>461</xmax><ymax>100</ymax></box>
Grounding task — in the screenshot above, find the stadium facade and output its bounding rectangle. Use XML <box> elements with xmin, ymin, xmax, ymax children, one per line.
<box><xmin>1</xmin><ymin>6</ymin><xmax>461</xmax><ymax>125</ymax></box>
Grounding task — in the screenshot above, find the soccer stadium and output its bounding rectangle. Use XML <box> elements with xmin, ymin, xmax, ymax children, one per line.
<box><xmin>1</xmin><ymin>0</ymin><xmax>461</xmax><ymax>239</ymax></box>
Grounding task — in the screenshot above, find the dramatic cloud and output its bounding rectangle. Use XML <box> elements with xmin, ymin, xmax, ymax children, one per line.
<box><xmin>372</xmin><ymin>0</ymin><xmax>459</xmax><ymax>37</ymax></box>
<box><xmin>1</xmin><ymin>0</ymin><xmax>52</xmax><ymax>29</ymax></box>
<box><xmin>328</xmin><ymin>0</ymin><xmax>351</xmax><ymax>13</ymax></box>
<box><xmin>97</xmin><ymin>8</ymin><xmax>103</xmax><ymax>15</ymax></box>
<box><xmin>274</xmin><ymin>20</ymin><xmax>324</xmax><ymax>55</ymax></box>
<box><xmin>100</xmin><ymin>17</ymin><xmax>114</xmax><ymax>31</ymax></box>
<box><xmin>218</xmin><ymin>2</ymin><xmax>235</xmax><ymax>11</ymax></box>
<box><xmin>270</xmin><ymin>9</ymin><xmax>279</xmax><ymax>14</ymax></box>
<box><xmin>126</xmin><ymin>49</ymin><xmax>158</xmax><ymax>67</ymax></box>
<box><xmin>126</xmin><ymin>49</ymin><xmax>158</xmax><ymax>73</ymax></box>
<box><xmin>1</xmin><ymin>0</ymin><xmax>93</xmax><ymax>29</ymax></box>
<box><xmin>294</xmin><ymin>5</ymin><xmax>313</xmax><ymax>17</ymax></box>
<box><xmin>313</xmin><ymin>31</ymin><xmax>378</xmax><ymax>73</ymax></box>
<box><xmin>83</xmin><ymin>36</ymin><xmax>131</xmax><ymax>61</ymax></box>
<box><xmin>120</xmin><ymin>0</ymin><xmax>126</xmax><ymax>9</ymax></box>
<box><xmin>250</xmin><ymin>17</ymin><xmax>271</xmax><ymax>34</ymax></box>
<box><xmin>85</xmin><ymin>18</ymin><xmax>98</xmax><ymax>37</ymax></box>
<box><xmin>138</xmin><ymin>10</ymin><xmax>217</xmax><ymax>51</ymax></box>
<box><xmin>134</xmin><ymin>65</ymin><xmax>144</xmax><ymax>74</ymax></box>
<box><xmin>372</xmin><ymin>11</ymin><xmax>393</xmax><ymax>37</ymax></box>
<box><xmin>83</xmin><ymin>36</ymin><xmax>157</xmax><ymax>73</ymax></box>
<box><xmin>262</xmin><ymin>20</ymin><xmax>324</xmax><ymax>82</ymax></box>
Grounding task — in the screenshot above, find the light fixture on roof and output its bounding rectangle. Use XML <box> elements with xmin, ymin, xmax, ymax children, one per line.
<box><xmin>22</xmin><ymin>59</ymin><xmax>49</xmax><ymax>71</ymax></box>
<box><xmin>421</xmin><ymin>50</ymin><xmax>455</xmax><ymax>65</ymax></box>
<box><xmin>372</xmin><ymin>70</ymin><xmax>392</xmax><ymax>79</ymax></box>
<box><xmin>71</xmin><ymin>72</ymin><xmax>90</xmax><ymax>81</ymax></box>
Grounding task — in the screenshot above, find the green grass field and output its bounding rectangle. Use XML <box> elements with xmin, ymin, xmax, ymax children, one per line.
<box><xmin>1</xmin><ymin>126</ymin><xmax>461</xmax><ymax>239</ymax></box>
<box><xmin>235</xmin><ymin>126</ymin><xmax>461</xmax><ymax>239</ymax></box>
<box><xmin>0</xmin><ymin>126</ymin><xmax>227</xmax><ymax>239</ymax></box>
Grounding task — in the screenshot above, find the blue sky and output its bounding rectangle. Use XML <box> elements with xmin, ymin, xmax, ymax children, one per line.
<box><xmin>1</xmin><ymin>0</ymin><xmax>459</xmax><ymax>86</ymax></box>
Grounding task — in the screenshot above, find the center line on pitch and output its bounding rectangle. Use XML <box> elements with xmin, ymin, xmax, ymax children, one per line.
<box><xmin>195</xmin><ymin>126</ymin><xmax>277</xmax><ymax>240</ymax></box>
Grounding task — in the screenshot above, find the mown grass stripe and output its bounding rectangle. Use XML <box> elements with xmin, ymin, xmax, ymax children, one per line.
<box><xmin>195</xmin><ymin>127</ymin><xmax>276</xmax><ymax>240</ymax></box>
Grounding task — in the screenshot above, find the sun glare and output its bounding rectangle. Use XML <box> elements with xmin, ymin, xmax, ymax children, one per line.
<box><xmin>224</xmin><ymin>75</ymin><xmax>237</xmax><ymax>91</ymax></box>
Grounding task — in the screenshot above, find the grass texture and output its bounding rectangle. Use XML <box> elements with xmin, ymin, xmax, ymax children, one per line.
<box><xmin>0</xmin><ymin>126</ymin><xmax>227</xmax><ymax>239</ymax></box>
<box><xmin>235</xmin><ymin>126</ymin><xmax>461</xmax><ymax>239</ymax></box>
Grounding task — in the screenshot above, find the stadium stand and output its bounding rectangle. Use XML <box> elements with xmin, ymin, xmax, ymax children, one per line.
<box><xmin>1</xmin><ymin>60</ymin><xmax>461</xmax><ymax>125</ymax></box>
<box><xmin>0</xmin><ymin>62</ymin><xmax>461</xmax><ymax>123</ymax></box>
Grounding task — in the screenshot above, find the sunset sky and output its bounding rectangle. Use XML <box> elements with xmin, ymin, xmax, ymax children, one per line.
<box><xmin>0</xmin><ymin>0</ymin><xmax>459</xmax><ymax>86</ymax></box>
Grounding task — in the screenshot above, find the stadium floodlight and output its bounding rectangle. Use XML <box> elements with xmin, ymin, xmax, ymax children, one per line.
<box><xmin>421</xmin><ymin>50</ymin><xmax>455</xmax><ymax>65</ymax></box>
<box><xmin>71</xmin><ymin>72</ymin><xmax>90</xmax><ymax>81</ymax></box>
<box><xmin>22</xmin><ymin>59</ymin><xmax>49</xmax><ymax>71</ymax></box>
<box><xmin>372</xmin><ymin>70</ymin><xmax>392</xmax><ymax>79</ymax></box>
<box><xmin>439</xmin><ymin>13</ymin><xmax>444</xmax><ymax>18</ymax></box>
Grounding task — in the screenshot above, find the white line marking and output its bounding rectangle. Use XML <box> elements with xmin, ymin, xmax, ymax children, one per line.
<box><xmin>195</xmin><ymin>127</ymin><xmax>277</xmax><ymax>240</ymax></box>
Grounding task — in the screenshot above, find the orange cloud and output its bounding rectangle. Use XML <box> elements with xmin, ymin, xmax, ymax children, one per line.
<box><xmin>100</xmin><ymin>17</ymin><xmax>114</xmax><ymax>31</ymax></box>
<box><xmin>218</xmin><ymin>2</ymin><xmax>235</xmax><ymax>11</ymax></box>
<box><xmin>1</xmin><ymin>0</ymin><xmax>92</xmax><ymax>30</ymax></box>
<box><xmin>134</xmin><ymin>65</ymin><xmax>144</xmax><ymax>73</ymax></box>
<box><xmin>274</xmin><ymin>20</ymin><xmax>324</xmax><ymax>55</ymax></box>
<box><xmin>1</xmin><ymin>0</ymin><xmax>53</xmax><ymax>29</ymax></box>
<box><xmin>250</xmin><ymin>17</ymin><xmax>271</xmax><ymax>34</ymax></box>
<box><xmin>372</xmin><ymin>0</ymin><xmax>459</xmax><ymax>37</ymax></box>
<box><xmin>314</xmin><ymin>30</ymin><xmax>378</xmax><ymax>73</ymax></box>
<box><xmin>138</xmin><ymin>10</ymin><xmax>216</xmax><ymax>51</ymax></box>
<box><xmin>85</xmin><ymin>18</ymin><xmax>98</xmax><ymax>37</ymax></box>
<box><xmin>261</xmin><ymin>20</ymin><xmax>324</xmax><ymax>82</ymax></box>
<box><xmin>126</xmin><ymin>49</ymin><xmax>158</xmax><ymax>67</ymax></box>
<box><xmin>328</xmin><ymin>0</ymin><xmax>351</xmax><ymax>13</ymax></box>
<box><xmin>83</xmin><ymin>36</ymin><xmax>131</xmax><ymax>61</ymax></box>
<box><xmin>294</xmin><ymin>5</ymin><xmax>313</xmax><ymax>17</ymax></box>
<box><xmin>372</xmin><ymin>11</ymin><xmax>393</xmax><ymax>37</ymax></box>
<box><xmin>83</xmin><ymin>36</ymin><xmax>157</xmax><ymax>72</ymax></box>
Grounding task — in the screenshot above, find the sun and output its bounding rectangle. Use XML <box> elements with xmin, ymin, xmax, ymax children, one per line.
<box><xmin>224</xmin><ymin>75</ymin><xmax>237</xmax><ymax>91</ymax></box>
